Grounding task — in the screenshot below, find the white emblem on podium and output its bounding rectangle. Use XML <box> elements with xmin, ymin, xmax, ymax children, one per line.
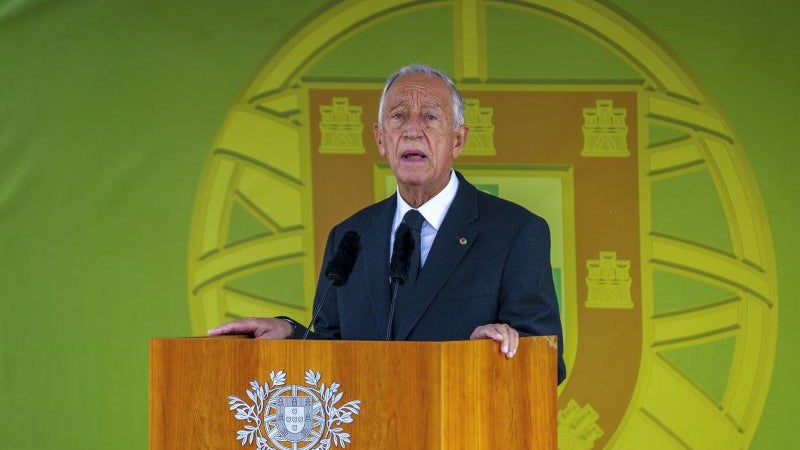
<box><xmin>228</xmin><ymin>370</ymin><xmax>361</xmax><ymax>450</ymax></box>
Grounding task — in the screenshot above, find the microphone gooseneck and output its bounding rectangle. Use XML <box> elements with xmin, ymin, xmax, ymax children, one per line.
<box><xmin>386</xmin><ymin>223</ymin><xmax>414</xmax><ymax>340</ymax></box>
<box><xmin>303</xmin><ymin>231</ymin><xmax>361</xmax><ymax>340</ymax></box>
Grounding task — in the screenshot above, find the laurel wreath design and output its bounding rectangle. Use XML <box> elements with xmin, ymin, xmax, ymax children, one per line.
<box><xmin>228</xmin><ymin>370</ymin><xmax>361</xmax><ymax>450</ymax></box>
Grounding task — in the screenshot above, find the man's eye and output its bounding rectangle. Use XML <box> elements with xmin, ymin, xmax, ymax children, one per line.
<box><xmin>391</xmin><ymin>112</ymin><xmax>405</xmax><ymax>120</ymax></box>
<box><xmin>425</xmin><ymin>114</ymin><xmax>438</xmax><ymax>121</ymax></box>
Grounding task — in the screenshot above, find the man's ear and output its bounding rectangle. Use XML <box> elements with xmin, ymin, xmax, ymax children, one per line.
<box><xmin>374</xmin><ymin>123</ymin><xmax>386</xmax><ymax>156</ymax></box>
<box><xmin>452</xmin><ymin>125</ymin><xmax>469</xmax><ymax>159</ymax></box>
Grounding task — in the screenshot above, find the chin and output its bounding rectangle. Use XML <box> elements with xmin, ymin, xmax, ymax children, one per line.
<box><xmin>396</xmin><ymin>173</ymin><xmax>430</xmax><ymax>187</ymax></box>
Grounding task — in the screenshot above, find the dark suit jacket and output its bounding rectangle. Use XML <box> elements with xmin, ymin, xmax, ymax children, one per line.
<box><xmin>307</xmin><ymin>172</ymin><xmax>566</xmax><ymax>383</ymax></box>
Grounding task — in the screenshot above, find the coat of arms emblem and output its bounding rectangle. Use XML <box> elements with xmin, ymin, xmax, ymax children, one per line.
<box><xmin>276</xmin><ymin>394</ymin><xmax>313</xmax><ymax>438</ymax></box>
<box><xmin>228</xmin><ymin>370</ymin><xmax>361</xmax><ymax>450</ymax></box>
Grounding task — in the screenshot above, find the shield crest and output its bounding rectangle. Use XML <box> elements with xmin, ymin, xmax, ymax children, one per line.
<box><xmin>276</xmin><ymin>396</ymin><xmax>313</xmax><ymax>442</ymax></box>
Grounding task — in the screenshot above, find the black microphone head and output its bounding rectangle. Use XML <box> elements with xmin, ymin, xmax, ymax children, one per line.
<box><xmin>325</xmin><ymin>231</ymin><xmax>361</xmax><ymax>286</ymax></box>
<box><xmin>388</xmin><ymin>223</ymin><xmax>414</xmax><ymax>284</ymax></box>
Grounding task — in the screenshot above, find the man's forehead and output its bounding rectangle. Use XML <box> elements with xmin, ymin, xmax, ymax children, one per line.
<box><xmin>385</xmin><ymin>74</ymin><xmax>450</xmax><ymax>106</ymax></box>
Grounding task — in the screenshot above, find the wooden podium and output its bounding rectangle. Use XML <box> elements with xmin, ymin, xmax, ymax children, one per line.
<box><xmin>150</xmin><ymin>337</ymin><xmax>557</xmax><ymax>449</ymax></box>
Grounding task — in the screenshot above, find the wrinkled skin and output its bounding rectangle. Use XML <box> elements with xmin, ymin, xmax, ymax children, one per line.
<box><xmin>374</xmin><ymin>73</ymin><xmax>468</xmax><ymax>208</ymax></box>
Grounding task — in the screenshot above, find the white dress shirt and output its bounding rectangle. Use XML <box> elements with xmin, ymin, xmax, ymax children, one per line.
<box><xmin>390</xmin><ymin>170</ymin><xmax>459</xmax><ymax>267</ymax></box>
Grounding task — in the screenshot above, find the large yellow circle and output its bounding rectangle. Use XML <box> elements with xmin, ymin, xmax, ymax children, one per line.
<box><xmin>188</xmin><ymin>1</ymin><xmax>778</xmax><ymax>448</ymax></box>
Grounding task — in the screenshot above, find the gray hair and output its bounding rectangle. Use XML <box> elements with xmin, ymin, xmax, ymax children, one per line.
<box><xmin>378</xmin><ymin>64</ymin><xmax>465</xmax><ymax>129</ymax></box>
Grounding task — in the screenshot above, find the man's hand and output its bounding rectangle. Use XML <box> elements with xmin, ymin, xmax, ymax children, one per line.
<box><xmin>207</xmin><ymin>317</ymin><xmax>294</xmax><ymax>339</ymax></box>
<box><xmin>470</xmin><ymin>323</ymin><xmax>519</xmax><ymax>358</ymax></box>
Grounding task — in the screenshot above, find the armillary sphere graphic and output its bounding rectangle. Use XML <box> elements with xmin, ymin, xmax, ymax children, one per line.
<box><xmin>189</xmin><ymin>2</ymin><xmax>777</xmax><ymax>449</ymax></box>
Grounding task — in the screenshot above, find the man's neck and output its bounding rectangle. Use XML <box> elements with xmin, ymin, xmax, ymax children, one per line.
<box><xmin>398</xmin><ymin>176</ymin><xmax>451</xmax><ymax>208</ymax></box>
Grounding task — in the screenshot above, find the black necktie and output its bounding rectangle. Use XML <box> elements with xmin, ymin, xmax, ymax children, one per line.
<box><xmin>390</xmin><ymin>209</ymin><xmax>424</xmax><ymax>338</ymax></box>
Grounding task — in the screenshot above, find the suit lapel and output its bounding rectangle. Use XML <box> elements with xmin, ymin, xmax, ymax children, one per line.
<box><xmin>361</xmin><ymin>196</ymin><xmax>395</xmax><ymax>335</ymax></box>
<box><xmin>394</xmin><ymin>177</ymin><xmax>479</xmax><ymax>340</ymax></box>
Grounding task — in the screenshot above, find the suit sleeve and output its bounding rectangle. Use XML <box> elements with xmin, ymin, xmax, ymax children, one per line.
<box><xmin>498</xmin><ymin>216</ymin><xmax>566</xmax><ymax>384</ymax></box>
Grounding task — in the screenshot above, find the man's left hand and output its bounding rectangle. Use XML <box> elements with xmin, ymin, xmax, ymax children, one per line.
<box><xmin>470</xmin><ymin>323</ymin><xmax>519</xmax><ymax>358</ymax></box>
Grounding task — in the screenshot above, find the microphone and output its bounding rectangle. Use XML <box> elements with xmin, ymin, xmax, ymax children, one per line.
<box><xmin>302</xmin><ymin>231</ymin><xmax>361</xmax><ymax>340</ymax></box>
<box><xmin>388</xmin><ymin>223</ymin><xmax>414</xmax><ymax>285</ymax></box>
<box><xmin>325</xmin><ymin>230</ymin><xmax>361</xmax><ymax>286</ymax></box>
<box><xmin>386</xmin><ymin>223</ymin><xmax>414</xmax><ymax>340</ymax></box>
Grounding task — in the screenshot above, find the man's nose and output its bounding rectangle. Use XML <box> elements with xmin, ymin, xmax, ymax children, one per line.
<box><xmin>402</xmin><ymin>113</ymin><xmax>423</xmax><ymax>138</ymax></box>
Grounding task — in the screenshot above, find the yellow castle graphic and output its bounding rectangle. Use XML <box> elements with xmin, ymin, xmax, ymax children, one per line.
<box><xmin>585</xmin><ymin>251</ymin><xmax>633</xmax><ymax>308</ymax></box>
<box><xmin>462</xmin><ymin>98</ymin><xmax>496</xmax><ymax>155</ymax></box>
<box><xmin>581</xmin><ymin>99</ymin><xmax>629</xmax><ymax>157</ymax></box>
<box><xmin>319</xmin><ymin>97</ymin><xmax>365</xmax><ymax>154</ymax></box>
<box><xmin>558</xmin><ymin>399</ymin><xmax>604</xmax><ymax>450</ymax></box>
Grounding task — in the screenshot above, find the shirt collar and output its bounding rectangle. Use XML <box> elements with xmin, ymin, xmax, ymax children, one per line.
<box><xmin>394</xmin><ymin>170</ymin><xmax>459</xmax><ymax>231</ymax></box>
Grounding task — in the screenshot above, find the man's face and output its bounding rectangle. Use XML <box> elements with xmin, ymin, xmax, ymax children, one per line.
<box><xmin>374</xmin><ymin>73</ymin><xmax>468</xmax><ymax>202</ymax></box>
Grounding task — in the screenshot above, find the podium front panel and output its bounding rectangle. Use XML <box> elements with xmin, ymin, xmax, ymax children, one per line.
<box><xmin>149</xmin><ymin>337</ymin><xmax>556</xmax><ymax>449</ymax></box>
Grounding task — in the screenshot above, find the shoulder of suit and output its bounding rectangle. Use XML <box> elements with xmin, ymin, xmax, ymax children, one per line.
<box><xmin>334</xmin><ymin>195</ymin><xmax>394</xmax><ymax>229</ymax></box>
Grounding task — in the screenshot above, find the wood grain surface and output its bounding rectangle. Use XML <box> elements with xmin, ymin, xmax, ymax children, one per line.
<box><xmin>149</xmin><ymin>336</ymin><xmax>556</xmax><ymax>449</ymax></box>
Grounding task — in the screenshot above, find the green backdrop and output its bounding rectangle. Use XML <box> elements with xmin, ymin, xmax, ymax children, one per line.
<box><xmin>0</xmin><ymin>1</ymin><xmax>797</xmax><ymax>448</ymax></box>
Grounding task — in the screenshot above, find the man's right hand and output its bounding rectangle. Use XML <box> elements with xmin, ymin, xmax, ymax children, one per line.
<box><xmin>207</xmin><ymin>317</ymin><xmax>294</xmax><ymax>339</ymax></box>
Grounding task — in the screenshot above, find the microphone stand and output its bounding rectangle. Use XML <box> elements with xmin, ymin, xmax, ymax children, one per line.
<box><xmin>386</xmin><ymin>223</ymin><xmax>411</xmax><ymax>340</ymax></box>
<box><xmin>301</xmin><ymin>231</ymin><xmax>360</xmax><ymax>340</ymax></box>
<box><xmin>386</xmin><ymin>276</ymin><xmax>404</xmax><ymax>340</ymax></box>
<box><xmin>302</xmin><ymin>282</ymin><xmax>333</xmax><ymax>340</ymax></box>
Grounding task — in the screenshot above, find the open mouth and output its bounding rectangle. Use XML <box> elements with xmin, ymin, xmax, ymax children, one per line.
<box><xmin>401</xmin><ymin>150</ymin><xmax>427</xmax><ymax>162</ymax></box>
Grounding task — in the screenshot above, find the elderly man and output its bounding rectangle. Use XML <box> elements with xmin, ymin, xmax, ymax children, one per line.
<box><xmin>209</xmin><ymin>64</ymin><xmax>566</xmax><ymax>383</ymax></box>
